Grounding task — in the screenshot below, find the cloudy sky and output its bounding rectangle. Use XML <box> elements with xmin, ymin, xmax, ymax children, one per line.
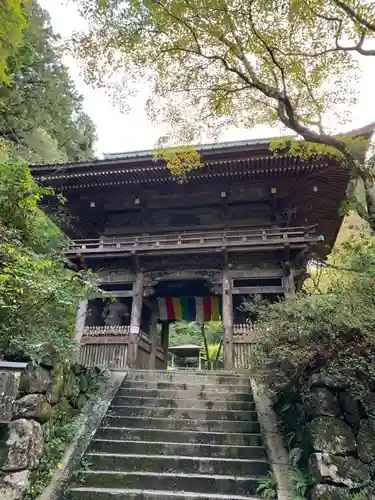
<box><xmin>39</xmin><ymin>0</ymin><xmax>375</xmax><ymax>157</ymax></box>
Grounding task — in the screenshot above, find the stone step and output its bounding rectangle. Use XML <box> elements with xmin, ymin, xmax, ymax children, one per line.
<box><xmin>116</xmin><ymin>388</ymin><xmax>254</xmax><ymax>401</ymax></box>
<box><xmin>121</xmin><ymin>381</ymin><xmax>251</xmax><ymax>392</ymax></box>
<box><xmin>72</xmin><ymin>470</ymin><xmax>262</xmax><ymax>495</ymax></box>
<box><xmin>126</xmin><ymin>372</ymin><xmax>250</xmax><ymax>386</ymax></box>
<box><xmin>111</xmin><ymin>395</ymin><xmax>256</xmax><ymax>411</ymax></box>
<box><xmin>88</xmin><ymin>438</ymin><xmax>266</xmax><ymax>459</ymax></box>
<box><xmin>127</xmin><ymin>369</ymin><xmax>247</xmax><ymax>376</ymax></box>
<box><xmin>108</xmin><ymin>405</ymin><xmax>258</xmax><ymax>422</ymax></box>
<box><xmin>68</xmin><ymin>487</ymin><xmax>263</xmax><ymax>500</ymax></box>
<box><xmin>85</xmin><ymin>452</ymin><xmax>270</xmax><ymax>476</ymax></box>
<box><xmin>101</xmin><ymin>415</ymin><xmax>261</xmax><ymax>433</ymax></box>
<box><xmin>94</xmin><ymin>427</ymin><xmax>263</xmax><ymax>446</ymax></box>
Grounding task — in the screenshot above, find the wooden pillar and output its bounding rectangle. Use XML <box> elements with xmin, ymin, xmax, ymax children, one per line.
<box><xmin>161</xmin><ymin>323</ymin><xmax>169</xmax><ymax>369</ymax></box>
<box><xmin>128</xmin><ymin>271</ymin><xmax>144</xmax><ymax>366</ymax></box>
<box><xmin>127</xmin><ymin>334</ymin><xmax>138</xmax><ymax>369</ymax></box>
<box><xmin>130</xmin><ymin>271</ymin><xmax>144</xmax><ymax>332</ymax></box>
<box><xmin>149</xmin><ymin>314</ymin><xmax>158</xmax><ymax>370</ymax></box>
<box><xmin>222</xmin><ymin>269</ymin><xmax>233</xmax><ymax>370</ymax></box>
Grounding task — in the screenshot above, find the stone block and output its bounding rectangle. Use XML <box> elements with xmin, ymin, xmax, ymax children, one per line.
<box><xmin>361</xmin><ymin>392</ymin><xmax>375</xmax><ymax>418</ymax></box>
<box><xmin>310</xmin><ymin>484</ymin><xmax>350</xmax><ymax>499</ymax></box>
<box><xmin>19</xmin><ymin>364</ymin><xmax>51</xmax><ymax>395</ymax></box>
<box><xmin>310</xmin><ymin>416</ymin><xmax>357</xmax><ymax>454</ymax></box>
<box><xmin>0</xmin><ymin>372</ymin><xmax>20</xmax><ymax>423</ymax></box>
<box><xmin>309</xmin><ymin>452</ymin><xmax>370</xmax><ymax>489</ymax></box>
<box><xmin>358</xmin><ymin>418</ymin><xmax>375</xmax><ymax>463</ymax></box>
<box><xmin>306</xmin><ymin>388</ymin><xmax>340</xmax><ymax>419</ymax></box>
<box><xmin>0</xmin><ymin>470</ymin><xmax>30</xmax><ymax>500</ymax></box>
<box><xmin>310</xmin><ymin>371</ymin><xmax>349</xmax><ymax>390</ymax></box>
<box><xmin>337</xmin><ymin>391</ymin><xmax>362</xmax><ymax>429</ymax></box>
<box><xmin>0</xmin><ymin>419</ymin><xmax>43</xmax><ymax>472</ymax></box>
<box><xmin>13</xmin><ymin>394</ymin><xmax>52</xmax><ymax>423</ymax></box>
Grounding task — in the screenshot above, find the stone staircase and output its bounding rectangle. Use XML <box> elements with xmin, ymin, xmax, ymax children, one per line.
<box><xmin>68</xmin><ymin>370</ymin><xmax>270</xmax><ymax>500</ymax></box>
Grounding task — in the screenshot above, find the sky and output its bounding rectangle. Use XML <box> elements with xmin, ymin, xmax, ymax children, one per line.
<box><xmin>39</xmin><ymin>0</ymin><xmax>375</xmax><ymax>157</ymax></box>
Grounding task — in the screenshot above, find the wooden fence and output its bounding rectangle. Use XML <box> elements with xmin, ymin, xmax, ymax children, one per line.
<box><xmin>79</xmin><ymin>326</ymin><xmax>165</xmax><ymax>370</ymax></box>
<box><xmin>79</xmin><ymin>343</ymin><xmax>128</xmax><ymax>369</ymax></box>
<box><xmin>232</xmin><ymin>324</ymin><xmax>265</xmax><ymax>369</ymax></box>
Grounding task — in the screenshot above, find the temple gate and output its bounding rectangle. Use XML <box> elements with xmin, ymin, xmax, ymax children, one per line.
<box><xmin>32</xmin><ymin>129</ymin><xmax>373</xmax><ymax>369</ymax></box>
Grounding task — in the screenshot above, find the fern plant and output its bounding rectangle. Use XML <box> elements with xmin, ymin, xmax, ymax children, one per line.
<box><xmin>256</xmin><ymin>472</ymin><xmax>278</xmax><ymax>499</ymax></box>
<box><xmin>288</xmin><ymin>467</ymin><xmax>309</xmax><ymax>500</ymax></box>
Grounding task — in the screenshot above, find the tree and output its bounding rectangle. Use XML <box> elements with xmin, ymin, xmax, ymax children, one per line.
<box><xmin>72</xmin><ymin>0</ymin><xmax>375</xmax><ymax>227</ymax></box>
<box><xmin>0</xmin><ymin>146</ymin><xmax>98</xmax><ymax>361</ymax></box>
<box><xmin>0</xmin><ymin>0</ymin><xmax>31</xmax><ymax>85</ymax></box>
<box><xmin>0</xmin><ymin>2</ymin><xmax>97</xmax><ymax>163</ymax></box>
<box><xmin>169</xmin><ymin>320</ymin><xmax>222</xmax><ymax>346</ymax></box>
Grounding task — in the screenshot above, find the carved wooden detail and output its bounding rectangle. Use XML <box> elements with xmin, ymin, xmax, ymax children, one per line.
<box><xmin>144</xmin><ymin>268</ymin><xmax>222</xmax><ymax>282</ymax></box>
<box><xmin>83</xmin><ymin>325</ymin><xmax>131</xmax><ymax>336</ymax></box>
<box><xmin>143</xmin><ymin>287</ymin><xmax>156</xmax><ymax>297</ymax></box>
<box><xmin>276</xmin><ymin>206</ymin><xmax>299</xmax><ymax>226</ymax></box>
<box><xmin>98</xmin><ymin>269</ymin><xmax>135</xmax><ymax>283</ymax></box>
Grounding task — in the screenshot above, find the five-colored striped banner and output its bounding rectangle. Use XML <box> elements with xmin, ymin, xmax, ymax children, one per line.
<box><xmin>157</xmin><ymin>297</ymin><xmax>222</xmax><ymax>322</ymax></box>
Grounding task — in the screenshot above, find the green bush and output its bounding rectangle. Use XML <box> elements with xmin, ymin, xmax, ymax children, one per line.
<box><xmin>252</xmin><ymin>236</ymin><xmax>375</xmax><ymax>395</ymax></box>
<box><xmin>0</xmin><ymin>158</ymin><xmax>98</xmax><ymax>362</ymax></box>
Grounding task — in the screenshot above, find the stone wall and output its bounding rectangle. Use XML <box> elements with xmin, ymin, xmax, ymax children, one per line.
<box><xmin>0</xmin><ymin>362</ymin><xmax>101</xmax><ymax>500</ymax></box>
<box><xmin>301</xmin><ymin>371</ymin><xmax>375</xmax><ymax>499</ymax></box>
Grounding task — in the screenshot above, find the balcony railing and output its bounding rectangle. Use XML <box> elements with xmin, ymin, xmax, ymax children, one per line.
<box><xmin>66</xmin><ymin>225</ymin><xmax>318</xmax><ymax>256</ymax></box>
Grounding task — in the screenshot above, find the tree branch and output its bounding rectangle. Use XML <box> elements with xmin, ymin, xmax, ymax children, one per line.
<box><xmin>333</xmin><ymin>0</ymin><xmax>375</xmax><ymax>32</ymax></box>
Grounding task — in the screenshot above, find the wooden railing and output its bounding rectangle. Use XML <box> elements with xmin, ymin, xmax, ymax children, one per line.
<box><xmin>79</xmin><ymin>323</ymin><xmax>264</xmax><ymax>370</ymax></box>
<box><xmin>66</xmin><ymin>225</ymin><xmax>318</xmax><ymax>256</ymax></box>
<box><xmin>83</xmin><ymin>325</ymin><xmax>130</xmax><ymax>338</ymax></box>
<box><xmin>79</xmin><ymin>326</ymin><xmax>164</xmax><ymax>370</ymax></box>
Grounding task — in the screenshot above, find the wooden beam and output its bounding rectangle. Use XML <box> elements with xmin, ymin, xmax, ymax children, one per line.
<box><xmin>229</xmin><ymin>268</ymin><xmax>283</xmax><ymax>278</ymax></box>
<box><xmin>222</xmin><ymin>269</ymin><xmax>233</xmax><ymax>370</ymax></box>
<box><xmin>81</xmin><ymin>336</ymin><xmax>130</xmax><ymax>345</ymax></box>
<box><xmin>161</xmin><ymin>323</ymin><xmax>169</xmax><ymax>370</ymax></box>
<box><xmin>232</xmin><ymin>286</ymin><xmax>284</xmax><ymax>295</ymax></box>
<box><xmin>90</xmin><ymin>290</ymin><xmax>133</xmax><ymax>299</ymax></box>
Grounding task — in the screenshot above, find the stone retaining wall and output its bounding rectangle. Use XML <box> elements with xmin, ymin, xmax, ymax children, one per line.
<box><xmin>0</xmin><ymin>362</ymin><xmax>101</xmax><ymax>500</ymax></box>
<box><xmin>298</xmin><ymin>371</ymin><xmax>375</xmax><ymax>499</ymax></box>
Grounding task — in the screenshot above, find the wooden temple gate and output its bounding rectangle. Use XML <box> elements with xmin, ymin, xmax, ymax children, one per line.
<box><xmin>30</xmin><ymin>130</ymin><xmax>361</xmax><ymax>370</ymax></box>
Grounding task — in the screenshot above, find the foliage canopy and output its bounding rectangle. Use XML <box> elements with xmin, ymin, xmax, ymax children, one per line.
<box><xmin>0</xmin><ymin>154</ymin><xmax>98</xmax><ymax>362</ymax></box>
<box><xmin>0</xmin><ymin>2</ymin><xmax>97</xmax><ymax>164</ymax></box>
<box><xmin>0</xmin><ymin>0</ymin><xmax>31</xmax><ymax>85</ymax></box>
<box><xmin>72</xmin><ymin>0</ymin><xmax>375</xmax><ymax>226</ymax></box>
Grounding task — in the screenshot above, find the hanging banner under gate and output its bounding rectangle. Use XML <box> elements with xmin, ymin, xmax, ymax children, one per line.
<box><xmin>157</xmin><ymin>296</ymin><xmax>222</xmax><ymax>322</ymax></box>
